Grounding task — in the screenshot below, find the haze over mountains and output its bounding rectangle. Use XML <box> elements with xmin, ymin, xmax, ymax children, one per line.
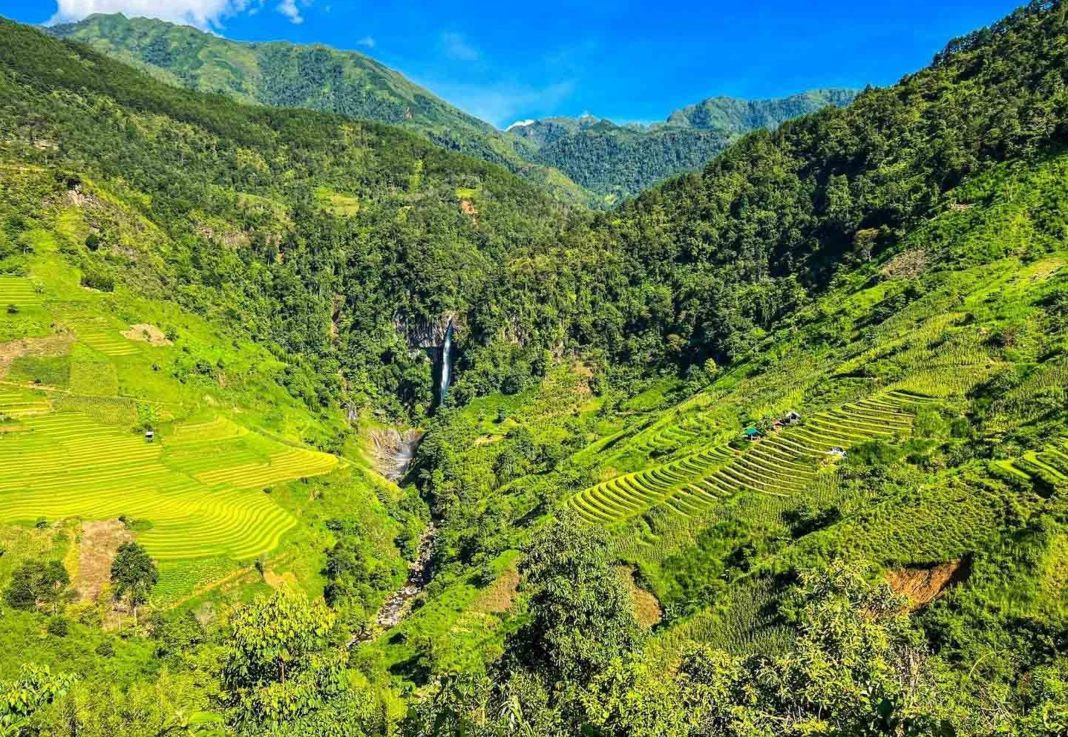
<box><xmin>50</xmin><ymin>13</ymin><xmax>856</xmax><ymax>204</ymax></box>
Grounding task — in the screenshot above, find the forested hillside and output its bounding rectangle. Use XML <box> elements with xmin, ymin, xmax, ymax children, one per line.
<box><xmin>48</xmin><ymin>13</ymin><xmax>593</xmax><ymax>206</ymax></box>
<box><xmin>666</xmin><ymin>88</ymin><xmax>858</xmax><ymax>130</ymax></box>
<box><xmin>0</xmin><ymin>1</ymin><xmax>1065</xmax><ymax>736</ymax></box>
<box><xmin>508</xmin><ymin>90</ymin><xmax>857</xmax><ymax>202</ymax></box>
<box><xmin>0</xmin><ymin>16</ymin><xmax>612</xmax><ymax>419</ymax></box>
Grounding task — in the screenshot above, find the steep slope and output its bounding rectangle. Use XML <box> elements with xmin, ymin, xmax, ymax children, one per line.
<box><xmin>0</xmin><ymin>17</ymin><xmax>607</xmax><ymax>419</ymax></box>
<box><xmin>593</xmin><ymin>0</ymin><xmax>1068</xmax><ymax>373</ymax></box>
<box><xmin>0</xmin><ymin>1</ymin><xmax>1067</xmax><ymax>734</ymax></box>
<box><xmin>390</xmin><ymin>3</ymin><xmax>1068</xmax><ymax>731</ymax></box>
<box><xmin>0</xmin><ymin>162</ymin><xmax>414</xmax><ymax>607</ymax></box>
<box><xmin>407</xmin><ymin>154</ymin><xmax>1066</xmax><ymax>728</ymax></box>
<box><xmin>508</xmin><ymin>89</ymin><xmax>856</xmax><ymax>202</ymax></box>
<box><xmin>47</xmin><ymin>13</ymin><xmax>593</xmax><ymax>206</ymax></box>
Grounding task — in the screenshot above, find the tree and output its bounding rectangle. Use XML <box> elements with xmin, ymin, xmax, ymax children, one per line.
<box><xmin>3</xmin><ymin>560</ymin><xmax>70</xmax><ymax>614</ymax></box>
<box><xmin>30</xmin><ymin>670</ymin><xmax>226</xmax><ymax>737</ymax></box>
<box><xmin>1</xmin><ymin>665</ymin><xmax>76</xmax><ymax>737</ymax></box>
<box><xmin>509</xmin><ymin>510</ymin><xmax>643</xmax><ymax>685</ymax></box>
<box><xmin>221</xmin><ymin>590</ymin><xmax>377</xmax><ymax>736</ymax></box>
<box><xmin>585</xmin><ymin>561</ymin><xmax>949</xmax><ymax>737</ymax></box>
<box><xmin>110</xmin><ymin>542</ymin><xmax>158</xmax><ymax>622</ymax></box>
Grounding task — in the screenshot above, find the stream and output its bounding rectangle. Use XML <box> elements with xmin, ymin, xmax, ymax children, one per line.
<box><xmin>348</xmin><ymin>523</ymin><xmax>437</xmax><ymax>648</ymax></box>
<box><xmin>349</xmin><ymin>424</ymin><xmax>434</xmax><ymax>647</ymax></box>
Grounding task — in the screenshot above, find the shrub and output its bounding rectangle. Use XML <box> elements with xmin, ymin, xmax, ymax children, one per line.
<box><xmin>47</xmin><ymin>617</ymin><xmax>69</xmax><ymax>637</ymax></box>
<box><xmin>80</xmin><ymin>269</ymin><xmax>115</xmax><ymax>292</ymax></box>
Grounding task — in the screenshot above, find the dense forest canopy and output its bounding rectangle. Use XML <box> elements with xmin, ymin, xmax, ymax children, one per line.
<box><xmin>511</xmin><ymin>90</ymin><xmax>858</xmax><ymax>202</ymax></box>
<box><xmin>48</xmin><ymin>12</ymin><xmax>595</xmax><ymax>206</ymax></box>
<box><xmin>49</xmin><ymin>14</ymin><xmax>858</xmax><ymax>207</ymax></box>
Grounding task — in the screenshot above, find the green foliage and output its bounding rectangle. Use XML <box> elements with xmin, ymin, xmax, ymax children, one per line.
<box><xmin>0</xmin><ymin>665</ymin><xmax>76</xmax><ymax>737</ymax></box>
<box><xmin>221</xmin><ymin>590</ymin><xmax>377</xmax><ymax>735</ymax></box>
<box><xmin>585</xmin><ymin>563</ymin><xmax>945</xmax><ymax>736</ymax></box>
<box><xmin>509</xmin><ymin>511</ymin><xmax>643</xmax><ymax>683</ymax></box>
<box><xmin>323</xmin><ymin>520</ymin><xmax>395</xmax><ymax>625</ymax></box>
<box><xmin>111</xmin><ymin>542</ymin><xmax>158</xmax><ymax>614</ymax></box>
<box><xmin>48</xmin><ymin>13</ymin><xmax>593</xmax><ymax>207</ymax></box>
<box><xmin>0</xmin><ymin>2</ymin><xmax>1066</xmax><ymax>735</ymax></box>
<box><xmin>3</xmin><ymin>560</ymin><xmax>70</xmax><ymax>614</ymax></box>
<box><xmin>513</xmin><ymin>90</ymin><xmax>857</xmax><ymax>202</ymax></box>
<box><xmin>667</xmin><ymin>89</ymin><xmax>859</xmax><ymax>131</ymax></box>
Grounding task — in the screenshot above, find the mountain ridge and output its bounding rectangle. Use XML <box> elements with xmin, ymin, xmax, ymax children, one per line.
<box><xmin>46</xmin><ymin>13</ymin><xmax>858</xmax><ymax>206</ymax></box>
<box><xmin>47</xmin><ymin>12</ymin><xmax>594</xmax><ymax>206</ymax></box>
<box><xmin>506</xmin><ymin>89</ymin><xmax>858</xmax><ymax>202</ymax></box>
<box><xmin>0</xmin><ymin>2</ymin><xmax>1066</xmax><ymax>734</ymax></box>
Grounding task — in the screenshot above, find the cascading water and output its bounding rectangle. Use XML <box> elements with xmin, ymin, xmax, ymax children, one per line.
<box><xmin>438</xmin><ymin>320</ymin><xmax>454</xmax><ymax>405</ymax></box>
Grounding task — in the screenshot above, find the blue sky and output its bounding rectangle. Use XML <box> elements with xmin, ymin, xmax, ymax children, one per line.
<box><xmin>3</xmin><ymin>0</ymin><xmax>1024</xmax><ymax>128</ymax></box>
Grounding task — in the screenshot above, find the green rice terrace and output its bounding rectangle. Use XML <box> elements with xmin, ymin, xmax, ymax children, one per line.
<box><xmin>569</xmin><ymin>390</ymin><xmax>929</xmax><ymax>526</ymax></box>
<box><xmin>0</xmin><ymin>171</ymin><xmax>365</xmax><ymax>602</ymax></box>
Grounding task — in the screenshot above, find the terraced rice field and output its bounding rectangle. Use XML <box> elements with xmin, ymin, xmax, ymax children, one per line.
<box><xmin>78</xmin><ymin>328</ymin><xmax>140</xmax><ymax>357</ymax></box>
<box><xmin>0</xmin><ymin>276</ymin><xmax>42</xmax><ymax>308</ymax></box>
<box><xmin>570</xmin><ymin>390</ymin><xmax>931</xmax><ymax>526</ymax></box>
<box><xmin>997</xmin><ymin>438</ymin><xmax>1068</xmax><ymax>486</ymax></box>
<box><xmin>632</xmin><ymin>412</ymin><xmax>721</xmax><ymax>458</ymax></box>
<box><xmin>0</xmin><ymin>409</ymin><xmax>341</xmax><ymax>560</ymax></box>
<box><xmin>0</xmin><ymin>390</ymin><xmax>52</xmax><ymax>418</ymax></box>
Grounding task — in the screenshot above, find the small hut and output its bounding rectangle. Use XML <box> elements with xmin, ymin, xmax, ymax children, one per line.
<box><xmin>744</xmin><ymin>427</ymin><xmax>762</xmax><ymax>442</ymax></box>
<box><xmin>784</xmin><ymin>411</ymin><xmax>801</xmax><ymax>425</ymax></box>
<box><xmin>828</xmin><ymin>446</ymin><xmax>846</xmax><ymax>458</ymax></box>
<box><xmin>145</xmin><ymin>430</ymin><xmax>155</xmax><ymax>443</ymax></box>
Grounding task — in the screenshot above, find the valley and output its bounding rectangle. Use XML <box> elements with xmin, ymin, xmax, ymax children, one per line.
<box><xmin>0</xmin><ymin>2</ymin><xmax>1066</xmax><ymax>736</ymax></box>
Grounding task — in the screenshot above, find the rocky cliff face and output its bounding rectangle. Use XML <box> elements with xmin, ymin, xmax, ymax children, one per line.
<box><xmin>393</xmin><ymin>312</ymin><xmax>459</xmax><ymax>350</ymax></box>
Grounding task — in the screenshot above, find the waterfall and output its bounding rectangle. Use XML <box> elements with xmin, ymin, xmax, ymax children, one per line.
<box><xmin>438</xmin><ymin>320</ymin><xmax>454</xmax><ymax>405</ymax></box>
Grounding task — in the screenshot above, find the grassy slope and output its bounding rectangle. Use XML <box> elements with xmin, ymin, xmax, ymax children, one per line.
<box><xmin>46</xmin><ymin>13</ymin><xmax>594</xmax><ymax>207</ymax></box>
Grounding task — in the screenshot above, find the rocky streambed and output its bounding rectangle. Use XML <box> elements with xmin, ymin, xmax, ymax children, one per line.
<box><xmin>349</xmin><ymin>523</ymin><xmax>437</xmax><ymax>647</ymax></box>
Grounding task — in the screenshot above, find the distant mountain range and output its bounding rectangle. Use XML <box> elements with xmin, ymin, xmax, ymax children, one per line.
<box><xmin>508</xmin><ymin>90</ymin><xmax>858</xmax><ymax>202</ymax></box>
<box><xmin>47</xmin><ymin>13</ymin><xmax>592</xmax><ymax>205</ymax></box>
<box><xmin>49</xmin><ymin>14</ymin><xmax>857</xmax><ymax>205</ymax></box>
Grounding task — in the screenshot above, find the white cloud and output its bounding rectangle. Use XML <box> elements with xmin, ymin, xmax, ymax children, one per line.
<box><xmin>441</xmin><ymin>31</ymin><xmax>479</xmax><ymax>62</ymax></box>
<box><xmin>356</xmin><ymin>35</ymin><xmax>375</xmax><ymax>49</ymax></box>
<box><xmin>48</xmin><ymin>0</ymin><xmax>251</xmax><ymax>29</ymax></box>
<box><xmin>48</xmin><ymin>0</ymin><xmax>313</xmax><ymax>29</ymax></box>
<box><xmin>277</xmin><ymin>0</ymin><xmax>302</xmax><ymax>24</ymax></box>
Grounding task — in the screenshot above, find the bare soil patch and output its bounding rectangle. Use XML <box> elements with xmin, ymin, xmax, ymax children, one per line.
<box><xmin>460</xmin><ymin>199</ymin><xmax>479</xmax><ymax>223</ymax></box>
<box><xmin>264</xmin><ymin>569</ymin><xmax>298</xmax><ymax>590</ymax></box>
<box><xmin>75</xmin><ymin>519</ymin><xmax>132</xmax><ymax>602</ymax></box>
<box><xmin>122</xmin><ymin>323</ymin><xmax>172</xmax><ymax>346</ymax></box>
<box><xmin>0</xmin><ymin>334</ymin><xmax>73</xmax><ymax>377</ymax></box>
<box><xmin>619</xmin><ymin>566</ymin><xmax>663</xmax><ymax>628</ymax></box>
<box><xmin>881</xmin><ymin>249</ymin><xmax>928</xmax><ymax>280</ymax></box>
<box><xmin>472</xmin><ymin>563</ymin><xmax>521</xmax><ymax>614</ymax></box>
<box><xmin>888</xmin><ymin>557</ymin><xmax>971</xmax><ymax>610</ymax></box>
